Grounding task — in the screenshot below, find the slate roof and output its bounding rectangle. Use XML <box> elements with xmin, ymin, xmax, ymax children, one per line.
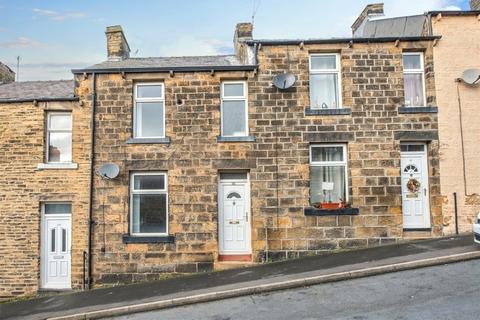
<box><xmin>354</xmin><ymin>15</ymin><xmax>427</xmax><ymax>38</ymax></box>
<box><xmin>74</xmin><ymin>55</ymin><xmax>254</xmax><ymax>73</ymax></box>
<box><xmin>0</xmin><ymin>80</ymin><xmax>76</xmax><ymax>103</ymax></box>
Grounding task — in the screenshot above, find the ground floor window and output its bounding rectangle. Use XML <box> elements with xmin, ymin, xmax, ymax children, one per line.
<box><xmin>130</xmin><ymin>172</ymin><xmax>168</xmax><ymax>235</ymax></box>
<box><xmin>310</xmin><ymin>144</ymin><xmax>348</xmax><ymax>209</ymax></box>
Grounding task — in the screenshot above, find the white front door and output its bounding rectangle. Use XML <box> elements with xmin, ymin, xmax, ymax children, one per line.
<box><xmin>401</xmin><ymin>144</ymin><xmax>431</xmax><ymax>229</ymax></box>
<box><xmin>41</xmin><ymin>204</ymin><xmax>72</xmax><ymax>289</ymax></box>
<box><xmin>219</xmin><ymin>175</ymin><xmax>251</xmax><ymax>255</ymax></box>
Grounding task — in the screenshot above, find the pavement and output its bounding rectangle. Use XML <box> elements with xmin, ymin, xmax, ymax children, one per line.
<box><xmin>1</xmin><ymin>235</ymin><xmax>479</xmax><ymax>320</ymax></box>
<box><xmin>113</xmin><ymin>259</ymin><xmax>480</xmax><ymax>320</ymax></box>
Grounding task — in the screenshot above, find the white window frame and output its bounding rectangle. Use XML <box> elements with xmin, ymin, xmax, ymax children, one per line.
<box><xmin>309</xmin><ymin>144</ymin><xmax>349</xmax><ymax>203</ymax></box>
<box><xmin>403</xmin><ymin>52</ymin><xmax>426</xmax><ymax>107</ymax></box>
<box><xmin>46</xmin><ymin>112</ymin><xmax>72</xmax><ymax>163</ymax></box>
<box><xmin>133</xmin><ymin>83</ymin><xmax>165</xmax><ymax>138</ymax></box>
<box><xmin>129</xmin><ymin>172</ymin><xmax>168</xmax><ymax>236</ymax></box>
<box><xmin>220</xmin><ymin>81</ymin><xmax>248</xmax><ymax>137</ymax></box>
<box><xmin>309</xmin><ymin>53</ymin><xmax>343</xmax><ymax>109</ymax></box>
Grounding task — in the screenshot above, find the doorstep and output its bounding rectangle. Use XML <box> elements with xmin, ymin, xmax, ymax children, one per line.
<box><xmin>218</xmin><ymin>254</ymin><xmax>252</xmax><ymax>262</ymax></box>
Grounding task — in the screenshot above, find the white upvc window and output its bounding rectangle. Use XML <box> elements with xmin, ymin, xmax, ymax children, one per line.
<box><xmin>133</xmin><ymin>83</ymin><xmax>165</xmax><ymax>138</ymax></box>
<box><xmin>221</xmin><ymin>81</ymin><xmax>248</xmax><ymax>137</ymax></box>
<box><xmin>309</xmin><ymin>53</ymin><xmax>342</xmax><ymax>109</ymax></box>
<box><xmin>46</xmin><ymin>112</ymin><xmax>72</xmax><ymax>163</ymax></box>
<box><xmin>403</xmin><ymin>52</ymin><xmax>426</xmax><ymax>107</ymax></box>
<box><xmin>309</xmin><ymin>144</ymin><xmax>348</xmax><ymax>208</ymax></box>
<box><xmin>130</xmin><ymin>172</ymin><xmax>168</xmax><ymax>236</ymax></box>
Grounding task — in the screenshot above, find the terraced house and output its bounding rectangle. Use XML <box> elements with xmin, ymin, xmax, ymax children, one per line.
<box><xmin>0</xmin><ymin>2</ymin><xmax>478</xmax><ymax>300</ymax></box>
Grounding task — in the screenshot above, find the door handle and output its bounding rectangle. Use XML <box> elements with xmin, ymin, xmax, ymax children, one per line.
<box><xmin>424</xmin><ymin>188</ymin><xmax>427</xmax><ymax>196</ymax></box>
<box><xmin>245</xmin><ymin>212</ymin><xmax>249</xmax><ymax>222</ymax></box>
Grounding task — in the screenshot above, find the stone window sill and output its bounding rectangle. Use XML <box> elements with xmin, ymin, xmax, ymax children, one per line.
<box><xmin>37</xmin><ymin>163</ymin><xmax>78</xmax><ymax>170</ymax></box>
<box><xmin>398</xmin><ymin>106</ymin><xmax>438</xmax><ymax>114</ymax></box>
<box><xmin>305</xmin><ymin>108</ymin><xmax>352</xmax><ymax>116</ymax></box>
<box><xmin>126</xmin><ymin>137</ymin><xmax>171</xmax><ymax>144</ymax></box>
<box><xmin>304</xmin><ymin>207</ymin><xmax>359</xmax><ymax>216</ymax></box>
<box><xmin>217</xmin><ymin>136</ymin><xmax>256</xmax><ymax>142</ymax></box>
<box><xmin>122</xmin><ymin>235</ymin><xmax>175</xmax><ymax>243</ymax></box>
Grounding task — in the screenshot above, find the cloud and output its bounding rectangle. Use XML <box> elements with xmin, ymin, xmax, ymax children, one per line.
<box><xmin>0</xmin><ymin>37</ymin><xmax>44</xmax><ymax>48</ymax></box>
<box><xmin>155</xmin><ymin>37</ymin><xmax>233</xmax><ymax>57</ymax></box>
<box><xmin>32</xmin><ymin>8</ymin><xmax>86</xmax><ymax>21</ymax></box>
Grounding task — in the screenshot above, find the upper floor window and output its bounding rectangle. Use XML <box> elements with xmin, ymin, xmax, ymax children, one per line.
<box><xmin>47</xmin><ymin>112</ymin><xmax>72</xmax><ymax>163</ymax></box>
<box><xmin>134</xmin><ymin>83</ymin><xmax>165</xmax><ymax>138</ymax></box>
<box><xmin>309</xmin><ymin>54</ymin><xmax>342</xmax><ymax>109</ymax></box>
<box><xmin>310</xmin><ymin>144</ymin><xmax>348</xmax><ymax>209</ymax></box>
<box><xmin>403</xmin><ymin>53</ymin><xmax>426</xmax><ymax>107</ymax></box>
<box><xmin>221</xmin><ymin>81</ymin><xmax>248</xmax><ymax>137</ymax></box>
<box><xmin>130</xmin><ymin>172</ymin><xmax>168</xmax><ymax>236</ymax></box>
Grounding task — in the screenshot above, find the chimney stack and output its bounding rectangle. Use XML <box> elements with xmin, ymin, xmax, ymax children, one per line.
<box><xmin>233</xmin><ymin>23</ymin><xmax>253</xmax><ymax>63</ymax></box>
<box><xmin>470</xmin><ymin>0</ymin><xmax>480</xmax><ymax>10</ymax></box>
<box><xmin>351</xmin><ymin>3</ymin><xmax>384</xmax><ymax>36</ymax></box>
<box><xmin>105</xmin><ymin>25</ymin><xmax>130</xmax><ymax>61</ymax></box>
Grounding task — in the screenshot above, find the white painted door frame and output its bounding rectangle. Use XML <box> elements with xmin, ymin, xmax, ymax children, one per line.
<box><xmin>400</xmin><ymin>143</ymin><xmax>431</xmax><ymax>229</ymax></box>
<box><xmin>218</xmin><ymin>174</ymin><xmax>252</xmax><ymax>255</ymax></box>
<box><xmin>40</xmin><ymin>204</ymin><xmax>72</xmax><ymax>289</ymax></box>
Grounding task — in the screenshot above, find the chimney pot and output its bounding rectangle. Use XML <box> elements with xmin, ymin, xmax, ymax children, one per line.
<box><xmin>105</xmin><ymin>25</ymin><xmax>130</xmax><ymax>61</ymax></box>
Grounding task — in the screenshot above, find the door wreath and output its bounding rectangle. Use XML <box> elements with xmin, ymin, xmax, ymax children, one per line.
<box><xmin>406</xmin><ymin>178</ymin><xmax>421</xmax><ymax>193</ymax></box>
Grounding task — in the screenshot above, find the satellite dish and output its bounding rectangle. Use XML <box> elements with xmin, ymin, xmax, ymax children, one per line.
<box><xmin>98</xmin><ymin>163</ymin><xmax>120</xmax><ymax>179</ymax></box>
<box><xmin>272</xmin><ymin>73</ymin><xmax>296</xmax><ymax>90</ymax></box>
<box><xmin>461</xmin><ymin>69</ymin><xmax>480</xmax><ymax>85</ymax></box>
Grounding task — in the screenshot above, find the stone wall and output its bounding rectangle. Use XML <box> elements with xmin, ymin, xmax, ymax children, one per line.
<box><xmin>78</xmin><ymin>39</ymin><xmax>441</xmax><ymax>285</ymax></box>
<box><xmin>0</xmin><ymin>62</ymin><xmax>15</xmax><ymax>84</ymax></box>
<box><xmin>431</xmin><ymin>15</ymin><xmax>480</xmax><ymax>233</ymax></box>
<box><xmin>0</xmin><ymin>100</ymin><xmax>90</xmax><ymax>300</ymax></box>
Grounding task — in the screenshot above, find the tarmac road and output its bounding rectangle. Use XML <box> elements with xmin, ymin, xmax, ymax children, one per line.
<box><xmin>111</xmin><ymin>259</ymin><xmax>480</xmax><ymax>320</ymax></box>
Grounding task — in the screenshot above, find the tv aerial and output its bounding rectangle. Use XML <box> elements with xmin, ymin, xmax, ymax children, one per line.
<box><xmin>272</xmin><ymin>72</ymin><xmax>296</xmax><ymax>90</ymax></box>
<box><xmin>98</xmin><ymin>163</ymin><xmax>120</xmax><ymax>180</ymax></box>
<box><xmin>460</xmin><ymin>69</ymin><xmax>480</xmax><ymax>85</ymax></box>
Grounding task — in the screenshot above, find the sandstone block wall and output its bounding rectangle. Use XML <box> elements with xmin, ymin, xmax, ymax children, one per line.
<box><xmin>0</xmin><ymin>100</ymin><xmax>90</xmax><ymax>300</ymax></box>
<box><xmin>77</xmin><ymin>39</ymin><xmax>441</xmax><ymax>285</ymax></box>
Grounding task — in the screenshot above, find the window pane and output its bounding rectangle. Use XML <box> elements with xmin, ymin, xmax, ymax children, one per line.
<box><xmin>311</xmin><ymin>55</ymin><xmax>337</xmax><ymax>70</ymax></box>
<box><xmin>401</xmin><ymin>144</ymin><xmax>425</xmax><ymax>152</ymax></box>
<box><xmin>136</xmin><ymin>102</ymin><xmax>164</xmax><ymax>137</ymax></box>
<box><xmin>49</xmin><ymin>114</ymin><xmax>71</xmax><ymax>130</ymax></box>
<box><xmin>61</xmin><ymin>229</ymin><xmax>67</xmax><ymax>252</ymax></box>
<box><xmin>51</xmin><ymin>229</ymin><xmax>56</xmax><ymax>252</ymax></box>
<box><xmin>311</xmin><ymin>146</ymin><xmax>344</xmax><ymax>162</ymax></box>
<box><xmin>310</xmin><ymin>166</ymin><xmax>346</xmax><ymax>204</ymax></box>
<box><xmin>45</xmin><ymin>203</ymin><xmax>72</xmax><ymax>214</ymax></box>
<box><xmin>223</xmin><ymin>83</ymin><xmax>244</xmax><ymax>97</ymax></box>
<box><xmin>310</xmin><ymin>74</ymin><xmax>339</xmax><ymax>109</ymax></box>
<box><xmin>220</xmin><ymin>172</ymin><xmax>248</xmax><ymax>180</ymax></box>
<box><xmin>404</xmin><ymin>74</ymin><xmax>425</xmax><ymax>106</ymax></box>
<box><xmin>222</xmin><ymin>100</ymin><xmax>246</xmax><ymax>136</ymax></box>
<box><xmin>133</xmin><ymin>175</ymin><xmax>165</xmax><ymax>190</ymax></box>
<box><xmin>132</xmin><ymin>194</ymin><xmax>167</xmax><ymax>234</ymax></box>
<box><xmin>48</xmin><ymin>132</ymin><xmax>72</xmax><ymax>162</ymax></box>
<box><xmin>403</xmin><ymin>54</ymin><xmax>422</xmax><ymax>70</ymax></box>
<box><xmin>137</xmin><ymin>85</ymin><xmax>163</xmax><ymax>98</ymax></box>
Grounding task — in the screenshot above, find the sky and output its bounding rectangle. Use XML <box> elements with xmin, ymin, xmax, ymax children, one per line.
<box><xmin>0</xmin><ymin>0</ymin><xmax>470</xmax><ymax>81</ymax></box>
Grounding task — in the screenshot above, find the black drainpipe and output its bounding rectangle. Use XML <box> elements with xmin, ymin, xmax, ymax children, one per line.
<box><xmin>87</xmin><ymin>72</ymin><xmax>97</xmax><ymax>289</ymax></box>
